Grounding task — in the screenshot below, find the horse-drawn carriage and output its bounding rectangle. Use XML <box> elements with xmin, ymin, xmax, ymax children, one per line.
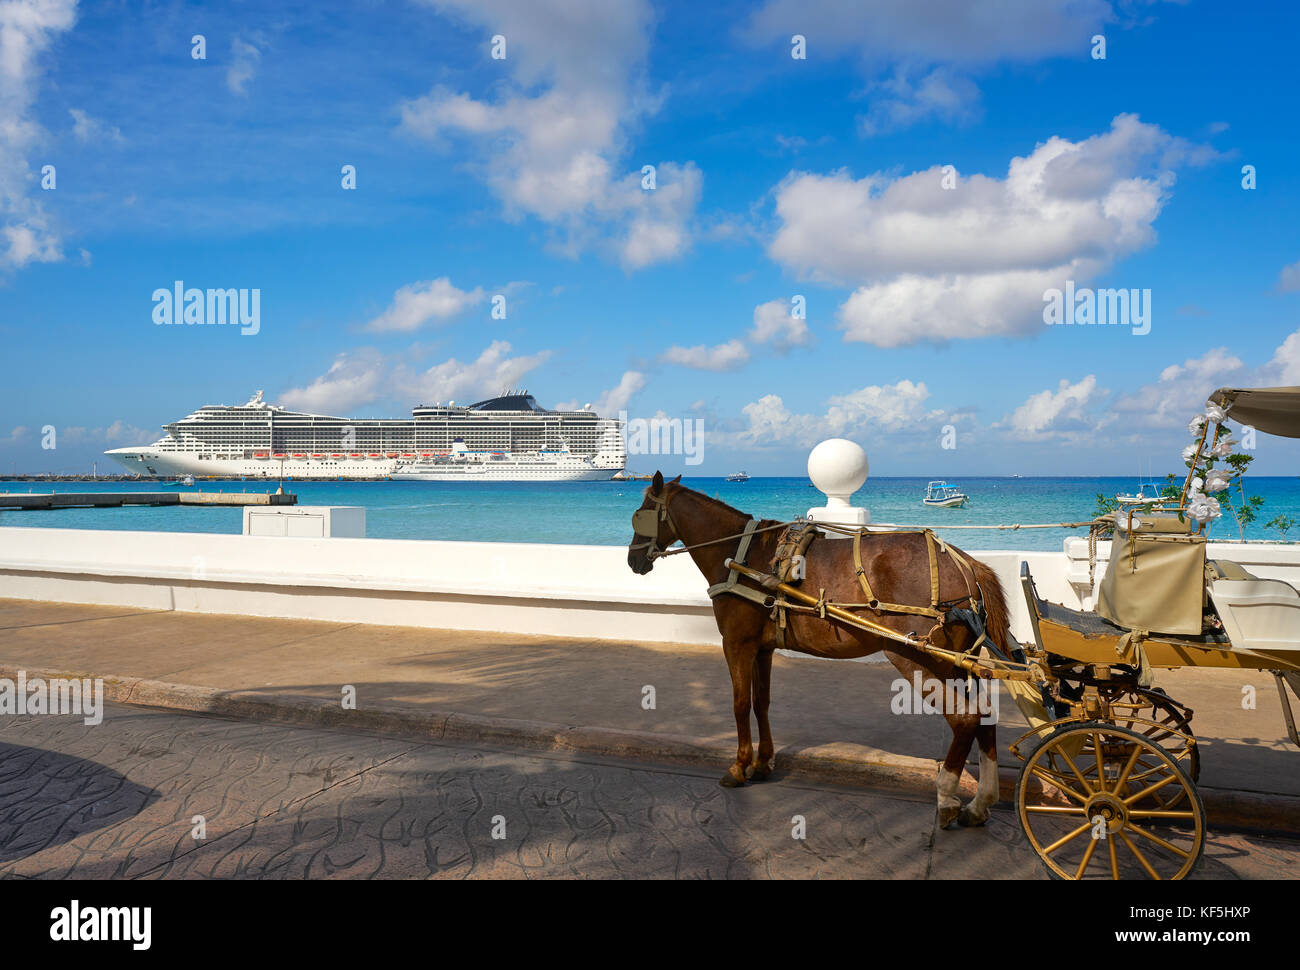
<box><xmin>629</xmin><ymin>385</ymin><xmax>1300</xmax><ymax>880</ymax></box>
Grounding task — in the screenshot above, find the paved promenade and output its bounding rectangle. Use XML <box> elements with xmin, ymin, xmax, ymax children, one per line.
<box><xmin>0</xmin><ymin>598</ymin><xmax>1296</xmax><ymax>831</ymax></box>
<box><xmin>3</xmin><ymin>704</ymin><xmax>1297</xmax><ymax>879</ymax></box>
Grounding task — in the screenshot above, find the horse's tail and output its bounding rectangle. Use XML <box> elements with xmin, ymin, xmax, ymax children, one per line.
<box><xmin>969</xmin><ymin>557</ymin><xmax>1011</xmax><ymax>654</ymax></box>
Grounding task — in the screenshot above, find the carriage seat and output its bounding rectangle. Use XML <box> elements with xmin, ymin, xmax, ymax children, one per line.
<box><xmin>1206</xmin><ymin>559</ymin><xmax>1259</xmax><ymax>582</ymax></box>
<box><xmin>1207</xmin><ymin>572</ymin><xmax>1300</xmax><ymax>655</ymax></box>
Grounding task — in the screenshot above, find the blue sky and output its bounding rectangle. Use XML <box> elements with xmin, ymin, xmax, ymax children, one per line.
<box><xmin>1</xmin><ymin>0</ymin><xmax>1298</xmax><ymax>476</ymax></box>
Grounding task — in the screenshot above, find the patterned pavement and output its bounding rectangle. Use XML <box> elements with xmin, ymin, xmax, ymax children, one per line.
<box><xmin>1</xmin><ymin>704</ymin><xmax>1296</xmax><ymax>879</ymax></box>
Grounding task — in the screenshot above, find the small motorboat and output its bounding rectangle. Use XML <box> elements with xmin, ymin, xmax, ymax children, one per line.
<box><xmin>164</xmin><ymin>474</ymin><xmax>196</xmax><ymax>487</ymax></box>
<box><xmin>725</xmin><ymin>471</ymin><xmax>750</xmax><ymax>482</ymax></box>
<box><xmin>923</xmin><ymin>481</ymin><xmax>968</xmax><ymax>508</ymax></box>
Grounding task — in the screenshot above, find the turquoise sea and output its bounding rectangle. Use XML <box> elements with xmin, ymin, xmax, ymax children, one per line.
<box><xmin>2</xmin><ymin>477</ymin><xmax>1298</xmax><ymax>551</ymax></box>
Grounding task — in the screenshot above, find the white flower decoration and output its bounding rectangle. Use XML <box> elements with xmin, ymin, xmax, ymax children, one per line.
<box><xmin>1187</xmin><ymin>494</ymin><xmax>1222</xmax><ymax>525</ymax></box>
<box><xmin>1181</xmin><ymin>443</ymin><xmax>1200</xmax><ymax>463</ymax></box>
<box><xmin>1205</xmin><ymin>472</ymin><xmax>1231</xmax><ymax>493</ymax></box>
<box><xmin>1211</xmin><ymin>437</ymin><xmax>1238</xmax><ymax>458</ymax></box>
<box><xmin>1204</xmin><ymin>402</ymin><xmax>1228</xmax><ymax>424</ymax></box>
<box><xmin>1188</xmin><ymin>414</ymin><xmax>1207</xmax><ymax>435</ymax></box>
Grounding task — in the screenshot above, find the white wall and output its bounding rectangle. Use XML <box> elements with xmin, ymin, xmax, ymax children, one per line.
<box><xmin>1</xmin><ymin>526</ymin><xmax>1296</xmax><ymax>648</ymax></box>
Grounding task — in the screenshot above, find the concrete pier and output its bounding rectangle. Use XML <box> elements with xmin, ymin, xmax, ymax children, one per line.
<box><xmin>0</xmin><ymin>490</ymin><xmax>296</xmax><ymax>509</ymax></box>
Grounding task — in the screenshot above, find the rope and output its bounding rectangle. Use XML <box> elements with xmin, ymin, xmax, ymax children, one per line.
<box><xmin>651</xmin><ymin>516</ymin><xmax>1106</xmax><ymax>557</ymax></box>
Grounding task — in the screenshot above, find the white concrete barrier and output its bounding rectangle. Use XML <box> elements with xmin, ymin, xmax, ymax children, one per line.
<box><xmin>0</xmin><ymin>526</ymin><xmax>1295</xmax><ymax>649</ymax></box>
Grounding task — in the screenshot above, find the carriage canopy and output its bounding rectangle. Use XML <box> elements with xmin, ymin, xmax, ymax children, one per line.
<box><xmin>1211</xmin><ymin>386</ymin><xmax>1300</xmax><ymax>438</ymax></box>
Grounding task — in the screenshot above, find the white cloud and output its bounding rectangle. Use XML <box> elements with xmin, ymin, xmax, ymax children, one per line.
<box><xmin>1278</xmin><ymin>259</ymin><xmax>1300</xmax><ymax>293</ymax></box>
<box><xmin>1003</xmin><ymin>375</ymin><xmax>1104</xmax><ymax>439</ymax></box>
<box><xmin>68</xmin><ymin>107</ymin><xmax>123</xmax><ymax>144</ymax></box>
<box><xmin>227</xmin><ymin>36</ymin><xmax>261</xmax><ymax>96</ymax></box>
<box><xmin>749</xmin><ymin>298</ymin><xmax>810</xmax><ymax>349</ymax></box>
<box><xmin>363</xmin><ymin>277</ymin><xmax>485</xmax><ymax>333</ymax></box>
<box><xmin>279</xmin><ymin>349</ymin><xmax>390</xmax><ymax>415</ymax></box>
<box><xmin>1113</xmin><ymin>348</ymin><xmax>1245</xmax><ymax>429</ymax></box>
<box><xmin>660</xmin><ymin>339</ymin><xmax>749</xmax><ymax>372</ymax></box>
<box><xmin>858</xmin><ymin>68</ymin><xmax>981</xmax><ymax>137</ymax></box>
<box><xmin>1257</xmin><ymin>327</ymin><xmax>1300</xmax><ymax>386</ymax></box>
<box><xmin>595</xmin><ymin>370</ymin><xmax>646</xmax><ymax>416</ymax></box>
<box><xmin>0</xmin><ymin>0</ymin><xmax>77</xmax><ymax>274</ymax></box>
<box><xmin>733</xmin><ymin>380</ymin><xmax>940</xmax><ymax>448</ymax></box>
<box><xmin>768</xmin><ymin>115</ymin><xmax>1199</xmax><ymax>346</ymax></box>
<box><xmin>401</xmin><ymin>0</ymin><xmax>700</xmax><ymax>269</ymax></box>
<box><xmin>402</xmin><ymin>340</ymin><xmax>550</xmax><ymax>405</ymax></box>
<box><xmin>742</xmin><ymin>0</ymin><xmax>1132</xmax><ymax>135</ymax></box>
<box><xmin>743</xmin><ymin>0</ymin><xmax>1115</xmax><ymax>64</ymax></box>
<box><xmin>278</xmin><ymin>341</ymin><xmax>553</xmax><ymax>415</ymax></box>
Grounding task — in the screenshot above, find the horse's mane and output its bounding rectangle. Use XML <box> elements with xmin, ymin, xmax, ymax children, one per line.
<box><xmin>666</xmin><ymin>482</ymin><xmax>754</xmax><ymax>522</ymax></box>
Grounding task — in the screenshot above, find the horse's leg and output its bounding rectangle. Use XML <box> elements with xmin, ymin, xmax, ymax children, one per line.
<box><xmin>886</xmin><ymin>651</ymin><xmax>973</xmax><ymax>828</ymax></box>
<box><xmin>959</xmin><ymin>720</ymin><xmax>999</xmax><ymax>827</ymax></box>
<box><xmin>720</xmin><ymin>636</ymin><xmax>756</xmax><ymax>787</ymax></box>
<box><xmin>749</xmin><ymin>648</ymin><xmax>775</xmax><ymax>781</ymax></box>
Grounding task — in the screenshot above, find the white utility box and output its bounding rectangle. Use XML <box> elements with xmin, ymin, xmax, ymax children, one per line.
<box><xmin>242</xmin><ymin>505</ymin><xmax>366</xmax><ymax>538</ymax></box>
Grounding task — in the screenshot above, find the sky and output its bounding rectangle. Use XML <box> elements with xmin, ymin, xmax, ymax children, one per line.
<box><xmin>1</xmin><ymin>0</ymin><xmax>1298</xmax><ymax>477</ymax></box>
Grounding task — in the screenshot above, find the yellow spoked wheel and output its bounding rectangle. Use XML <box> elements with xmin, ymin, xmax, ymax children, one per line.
<box><xmin>1017</xmin><ymin>722</ymin><xmax>1205</xmax><ymax>880</ymax></box>
<box><xmin>1102</xmin><ymin>686</ymin><xmax>1200</xmax><ymax>802</ymax></box>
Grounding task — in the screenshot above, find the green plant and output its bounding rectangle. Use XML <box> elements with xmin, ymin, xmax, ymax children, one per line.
<box><xmin>1266</xmin><ymin>514</ymin><xmax>1296</xmax><ymax>541</ymax></box>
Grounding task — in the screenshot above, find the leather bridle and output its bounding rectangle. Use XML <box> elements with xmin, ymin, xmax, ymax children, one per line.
<box><xmin>629</xmin><ymin>491</ymin><xmax>679</xmax><ymax>561</ymax></box>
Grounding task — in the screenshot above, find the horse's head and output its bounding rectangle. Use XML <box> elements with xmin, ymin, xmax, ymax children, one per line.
<box><xmin>627</xmin><ymin>470</ymin><xmax>681</xmax><ymax>575</ymax></box>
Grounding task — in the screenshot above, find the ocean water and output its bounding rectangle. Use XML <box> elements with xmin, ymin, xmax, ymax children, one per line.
<box><xmin>2</xmin><ymin>477</ymin><xmax>1297</xmax><ymax>551</ymax></box>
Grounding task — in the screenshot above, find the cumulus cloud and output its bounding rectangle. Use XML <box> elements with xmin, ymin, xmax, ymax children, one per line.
<box><xmin>363</xmin><ymin>277</ymin><xmax>485</xmax><ymax>333</ymax></box>
<box><xmin>401</xmin><ymin>0</ymin><xmax>700</xmax><ymax>269</ymax></box>
<box><xmin>279</xmin><ymin>341</ymin><xmax>553</xmax><ymax>415</ymax></box>
<box><xmin>279</xmin><ymin>349</ymin><xmax>391</xmax><ymax>415</ymax></box>
<box><xmin>748</xmin><ymin>298</ymin><xmax>811</xmax><ymax>349</ymax></box>
<box><xmin>1002</xmin><ymin>375</ymin><xmax>1105</xmax><ymax>440</ymax></box>
<box><xmin>742</xmin><ymin>0</ymin><xmax>1145</xmax><ymax>135</ymax></box>
<box><xmin>767</xmin><ymin>115</ymin><xmax>1203</xmax><ymax>346</ymax></box>
<box><xmin>0</xmin><ymin>0</ymin><xmax>77</xmax><ymax>274</ymax></box>
<box><xmin>660</xmin><ymin>298</ymin><xmax>810</xmax><ymax>371</ymax></box>
<box><xmin>1278</xmin><ymin>259</ymin><xmax>1300</xmax><ymax>293</ymax></box>
<box><xmin>1110</xmin><ymin>347</ymin><xmax>1245</xmax><ymax>430</ymax></box>
<box><xmin>660</xmin><ymin>339</ymin><xmax>749</xmax><ymax>372</ymax></box>
<box><xmin>858</xmin><ymin>68</ymin><xmax>981</xmax><ymax>137</ymax></box>
<box><xmin>595</xmin><ymin>370</ymin><xmax>646</xmax><ymax>416</ymax></box>
<box><xmin>731</xmin><ymin>380</ymin><xmax>941</xmax><ymax>448</ymax></box>
<box><xmin>1257</xmin><ymin>327</ymin><xmax>1300</xmax><ymax>386</ymax></box>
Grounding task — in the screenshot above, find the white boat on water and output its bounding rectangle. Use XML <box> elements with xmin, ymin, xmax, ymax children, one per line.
<box><xmin>725</xmin><ymin>471</ymin><xmax>750</xmax><ymax>482</ymax></box>
<box><xmin>923</xmin><ymin>481</ymin><xmax>969</xmax><ymax>508</ymax></box>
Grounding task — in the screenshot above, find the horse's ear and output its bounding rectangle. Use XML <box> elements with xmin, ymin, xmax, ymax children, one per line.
<box><xmin>651</xmin><ymin>470</ymin><xmax>664</xmax><ymax>495</ymax></box>
<box><xmin>670</xmin><ymin>474</ymin><xmax>681</xmax><ymax>485</ymax></box>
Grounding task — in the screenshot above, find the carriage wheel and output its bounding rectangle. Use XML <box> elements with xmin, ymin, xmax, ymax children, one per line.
<box><xmin>1017</xmin><ymin>723</ymin><xmax>1205</xmax><ymax>880</ymax></box>
<box><xmin>1103</xmin><ymin>686</ymin><xmax>1200</xmax><ymax>792</ymax></box>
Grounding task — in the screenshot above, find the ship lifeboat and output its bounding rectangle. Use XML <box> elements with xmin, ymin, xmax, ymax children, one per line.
<box><xmin>272</xmin><ymin>453</ymin><xmax>287</xmax><ymax>459</ymax></box>
<box><xmin>311</xmin><ymin>454</ymin><xmax>325</xmax><ymax>459</ymax></box>
<box><xmin>330</xmin><ymin>453</ymin><xmax>345</xmax><ymax>459</ymax></box>
<box><xmin>368</xmin><ymin>453</ymin><xmax>382</xmax><ymax>458</ymax></box>
<box><xmin>254</xmin><ymin>453</ymin><xmax>269</xmax><ymax>459</ymax></box>
<box><xmin>349</xmin><ymin>453</ymin><xmax>363</xmax><ymax>458</ymax></box>
<box><xmin>385</xmin><ymin>452</ymin><xmax>400</xmax><ymax>459</ymax></box>
<box><xmin>291</xmin><ymin>453</ymin><xmax>307</xmax><ymax>459</ymax></box>
<box><xmin>419</xmin><ymin>453</ymin><xmax>434</xmax><ymax>458</ymax></box>
<box><xmin>400</xmin><ymin>453</ymin><xmax>415</xmax><ymax>458</ymax></box>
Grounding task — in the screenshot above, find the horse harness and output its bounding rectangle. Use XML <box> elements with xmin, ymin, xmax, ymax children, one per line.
<box><xmin>705</xmin><ymin>520</ymin><xmax>991</xmax><ymax>651</ymax></box>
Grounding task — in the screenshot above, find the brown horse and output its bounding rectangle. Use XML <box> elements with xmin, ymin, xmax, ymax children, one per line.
<box><xmin>627</xmin><ymin>472</ymin><xmax>1011</xmax><ymax>828</ymax></box>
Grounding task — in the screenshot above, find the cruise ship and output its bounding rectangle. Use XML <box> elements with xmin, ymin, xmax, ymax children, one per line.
<box><xmin>105</xmin><ymin>390</ymin><xmax>626</xmax><ymax>481</ymax></box>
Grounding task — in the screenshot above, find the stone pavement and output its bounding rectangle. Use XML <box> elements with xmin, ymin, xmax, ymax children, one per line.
<box><xmin>0</xmin><ymin>598</ymin><xmax>1296</xmax><ymax>815</ymax></box>
<box><xmin>3</xmin><ymin>704</ymin><xmax>1297</xmax><ymax>879</ymax></box>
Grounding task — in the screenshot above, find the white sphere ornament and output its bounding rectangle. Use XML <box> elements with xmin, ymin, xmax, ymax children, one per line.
<box><xmin>808</xmin><ymin>438</ymin><xmax>869</xmax><ymax>507</ymax></box>
<box><xmin>807</xmin><ymin>438</ymin><xmax>870</xmax><ymax>529</ymax></box>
